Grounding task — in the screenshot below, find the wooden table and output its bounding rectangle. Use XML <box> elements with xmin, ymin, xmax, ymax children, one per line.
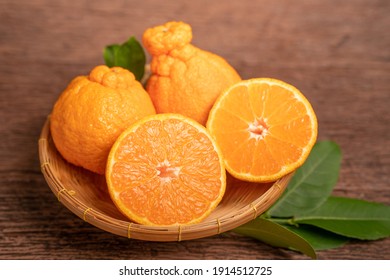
<box><xmin>1</xmin><ymin>0</ymin><xmax>389</xmax><ymax>260</ymax></box>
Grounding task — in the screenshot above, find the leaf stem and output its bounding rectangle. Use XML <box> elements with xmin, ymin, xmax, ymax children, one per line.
<box><xmin>265</xmin><ymin>217</ymin><xmax>297</xmax><ymax>226</ymax></box>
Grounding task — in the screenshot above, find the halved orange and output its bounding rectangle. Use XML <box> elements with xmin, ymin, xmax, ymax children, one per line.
<box><xmin>106</xmin><ymin>114</ymin><xmax>226</xmax><ymax>226</ymax></box>
<box><xmin>206</xmin><ymin>78</ymin><xmax>318</xmax><ymax>182</ymax></box>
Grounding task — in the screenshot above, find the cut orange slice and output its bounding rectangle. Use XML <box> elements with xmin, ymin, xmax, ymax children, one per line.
<box><xmin>106</xmin><ymin>114</ymin><xmax>226</xmax><ymax>226</ymax></box>
<box><xmin>206</xmin><ymin>78</ymin><xmax>318</xmax><ymax>182</ymax></box>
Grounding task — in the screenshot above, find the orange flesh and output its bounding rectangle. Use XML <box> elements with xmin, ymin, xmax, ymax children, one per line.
<box><xmin>207</xmin><ymin>79</ymin><xmax>317</xmax><ymax>182</ymax></box>
<box><xmin>107</xmin><ymin>116</ymin><xmax>225</xmax><ymax>226</ymax></box>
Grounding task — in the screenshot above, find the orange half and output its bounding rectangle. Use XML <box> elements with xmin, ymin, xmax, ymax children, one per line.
<box><xmin>206</xmin><ymin>78</ymin><xmax>318</xmax><ymax>182</ymax></box>
<box><xmin>106</xmin><ymin>114</ymin><xmax>226</xmax><ymax>226</ymax></box>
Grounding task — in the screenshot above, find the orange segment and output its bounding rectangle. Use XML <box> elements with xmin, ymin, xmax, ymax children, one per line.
<box><xmin>106</xmin><ymin>114</ymin><xmax>226</xmax><ymax>226</ymax></box>
<box><xmin>207</xmin><ymin>78</ymin><xmax>318</xmax><ymax>182</ymax></box>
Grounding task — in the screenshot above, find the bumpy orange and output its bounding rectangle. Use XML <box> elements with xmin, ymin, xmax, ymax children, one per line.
<box><xmin>142</xmin><ymin>21</ymin><xmax>241</xmax><ymax>126</ymax></box>
<box><xmin>50</xmin><ymin>65</ymin><xmax>156</xmax><ymax>174</ymax></box>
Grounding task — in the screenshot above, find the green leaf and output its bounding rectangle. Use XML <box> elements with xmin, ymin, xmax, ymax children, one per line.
<box><xmin>103</xmin><ymin>45</ymin><xmax>117</xmax><ymax>67</ymax></box>
<box><xmin>282</xmin><ymin>224</ymin><xmax>349</xmax><ymax>250</ymax></box>
<box><xmin>233</xmin><ymin>218</ymin><xmax>317</xmax><ymax>259</ymax></box>
<box><xmin>294</xmin><ymin>196</ymin><xmax>390</xmax><ymax>240</ymax></box>
<box><xmin>103</xmin><ymin>36</ymin><xmax>146</xmax><ymax>81</ymax></box>
<box><xmin>267</xmin><ymin>141</ymin><xmax>342</xmax><ymax>217</ymax></box>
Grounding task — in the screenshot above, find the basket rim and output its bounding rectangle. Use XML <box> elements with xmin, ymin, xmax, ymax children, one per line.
<box><xmin>39</xmin><ymin>116</ymin><xmax>292</xmax><ymax>242</ymax></box>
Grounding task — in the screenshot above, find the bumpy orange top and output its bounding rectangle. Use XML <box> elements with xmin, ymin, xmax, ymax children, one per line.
<box><xmin>89</xmin><ymin>65</ymin><xmax>138</xmax><ymax>89</ymax></box>
<box><xmin>143</xmin><ymin>21</ymin><xmax>192</xmax><ymax>56</ymax></box>
<box><xmin>50</xmin><ymin>65</ymin><xmax>156</xmax><ymax>174</ymax></box>
<box><xmin>142</xmin><ymin>21</ymin><xmax>241</xmax><ymax>125</ymax></box>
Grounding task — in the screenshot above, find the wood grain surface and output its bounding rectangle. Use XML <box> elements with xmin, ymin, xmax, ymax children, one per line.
<box><xmin>1</xmin><ymin>0</ymin><xmax>389</xmax><ymax>259</ymax></box>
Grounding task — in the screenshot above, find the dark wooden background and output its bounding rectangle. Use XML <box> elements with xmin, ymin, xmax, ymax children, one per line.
<box><xmin>1</xmin><ymin>0</ymin><xmax>389</xmax><ymax>259</ymax></box>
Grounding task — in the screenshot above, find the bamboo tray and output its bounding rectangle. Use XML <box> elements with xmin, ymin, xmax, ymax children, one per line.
<box><xmin>39</xmin><ymin>116</ymin><xmax>292</xmax><ymax>242</ymax></box>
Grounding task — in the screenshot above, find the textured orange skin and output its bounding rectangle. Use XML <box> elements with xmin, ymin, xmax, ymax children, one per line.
<box><xmin>143</xmin><ymin>21</ymin><xmax>241</xmax><ymax>126</ymax></box>
<box><xmin>50</xmin><ymin>65</ymin><xmax>156</xmax><ymax>174</ymax></box>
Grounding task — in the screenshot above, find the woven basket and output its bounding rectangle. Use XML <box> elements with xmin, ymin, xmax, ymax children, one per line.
<box><xmin>39</xmin><ymin>117</ymin><xmax>292</xmax><ymax>241</ymax></box>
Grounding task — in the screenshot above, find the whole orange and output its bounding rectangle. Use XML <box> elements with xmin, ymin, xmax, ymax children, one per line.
<box><xmin>142</xmin><ymin>21</ymin><xmax>241</xmax><ymax>126</ymax></box>
<box><xmin>50</xmin><ymin>65</ymin><xmax>156</xmax><ymax>174</ymax></box>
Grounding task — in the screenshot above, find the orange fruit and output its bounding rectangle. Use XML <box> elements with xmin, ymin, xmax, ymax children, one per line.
<box><xmin>142</xmin><ymin>21</ymin><xmax>241</xmax><ymax>126</ymax></box>
<box><xmin>50</xmin><ymin>65</ymin><xmax>156</xmax><ymax>174</ymax></box>
<box><xmin>206</xmin><ymin>78</ymin><xmax>318</xmax><ymax>182</ymax></box>
<box><xmin>106</xmin><ymin>114</ymin><xmax>226</xmax><ymax>226</ymax></box>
